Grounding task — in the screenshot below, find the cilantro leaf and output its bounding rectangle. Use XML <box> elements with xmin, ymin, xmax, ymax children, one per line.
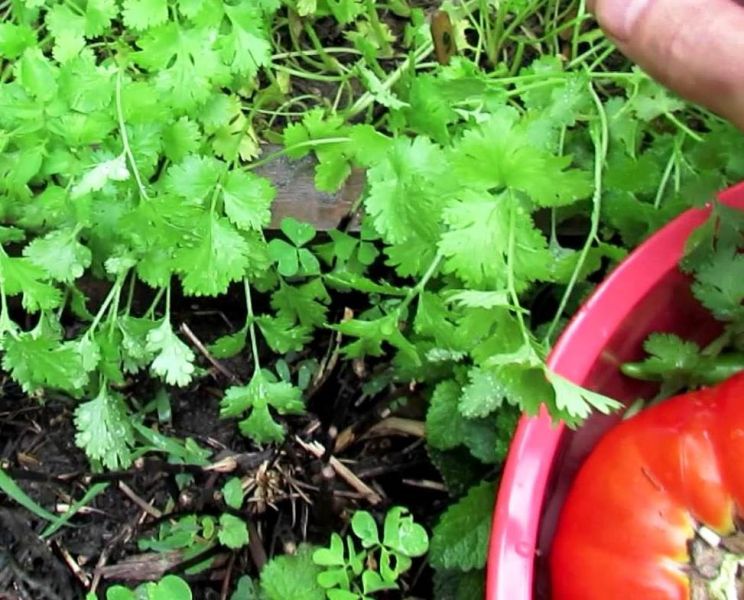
<box><xmin>163</xmin><ymin>117</ymin><xmax>202</xmax><ymax>162</ymax></box>
<box><xmin>439</xmin><ymin>192</ymin><xmax>552</xmax><ymax>290</ymax></box>
<box><xmin>545</xmin><ymin>370</ymin><xmax>622</xmax><ymax>424</ymax></box>
<box><xmin>336</xmin><ymin>312</ymin><xmax>419</xmax><ymax>364</ymax></box>
<box><xmin>459</xmin><ymin>367</ymin><xmax>504</xmax><ymax>418</ymax></box>
<box><xmin>119</xmin><ymin>316</ymin><xmax>159</xmax><ymax>373</ymax></box>
<box><xmin>271</xmin><ymin>279</ymin><xmax>329</xmax><ymax>328</ymax></box>
<box><xmin>3</xmin><ymin>333</ymin><xmax>93</xmax><ymax>394</ymax></box>
<box><xmin>45</xmin><ymin>5</ymin><xmax>86</xmax><ymax>63</ymax></box>
<box><xmin>218</xmin><ymin>3</ymin><xmax>272</xmax><ymax>77</ymax></box>
<box><xmin>23</xmin><ymin>230</ymin><xmax>92</xmax><ymax>284</ymax></box>
<box><xmin>399</xmin><ymin>74</ymin><xmax>459</xmax><ymax>144</ymax></box>
<box><xmin>146</xmin><ymin>319</ymin><xmax>196</xmax><ymax>386</ymax></box>
<box><xmin>255</xmin><ymin>315</ymin><xmax>312</xmax><ymax>353</ymax></box>
<box><xmin>85</xmin><ymin>0</ymin><xmax>120</xmax><ymax>36</ymax></box>
<box><xmin>281</xmin><ymin>109</ymin><xmax>370</xmax><ymax>192</ymax></box>
<box><xmin>0</xmin><ymin>255</ymin><xmax>62</xmax><ymax>312</ymax></box>
<box><xmin>629</xmin><ymin>76</ymin><xmax>685</xmax><ymax>122</ymax></box>
<box><xmin>122</xmin><ymin>0</ymin><xmax>168</xmax><ymax>30</ymax></box>
<box><xmin>209</xmin><ymin>329</ymin><xmax>248</xmax><ymax>359</ymax></box>
<box><xmin>691</xmin><ymin>250</ymin><xmax>744</xmax><ymax>321</ymax></box>
<box><xmin>365</xmin><ymin>136</ymin><xmax>447</xmax><ymax>245</ymax></box>
<box><xmin>430</xmin><ymin>482</ymin><xmax>495</xmax><ymax>571</ymax></box>
<box><xmin>0</xmin><ymin>23</ymin><xmax>37</xmax><ymax>58</ymax></box>
<box><xmin>134</xmin><ymin>23</ymin><xmax>229</xmax><ymax>112</ymax></box>
<box><xmin>74</xmin><ymin>387</ymin><xmax>134</xmax><ymax>470</ymax></box>
<box><xmin>220</xmin><ymin>370</ymin><xmax>304</xmax><ymax>443</ymax></box>
<box><xmin>18</xmin><ymin>47</ymin><xmax>58</xmax><ymax>101</ymax></box>
<box><xmin>71</xmin><ymin>153</ymin><xmax>130</xmax><ymax>199</ymax></box>
<box><xmin>222</xmin><ymin>170</ymin><xmax>275</xmax><ymax>231</ymax></box>
<box><xmin>165</xmin><ymin>155</ymin><xmax>222</xmax><ymax>201</ymax></box>
<box><xmin>638</xmin><ymin>333</ymin><xmax>701</xmax><ymax>377</ymax></box>
<box><xmin>174</xmin><ymin>213</ymin><xmax>250</xmax><ymax>296</ymax></box>
<box><xmin>450</xmin><ymin>110</ymin><xmax>592</xmax><ymax>205</ymax></box>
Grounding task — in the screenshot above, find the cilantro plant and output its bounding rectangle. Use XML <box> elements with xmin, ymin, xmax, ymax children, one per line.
<box><xmin>623</xmin><ymin>203</ymin><xmax>744</xmax><ymax>401</ymax></box>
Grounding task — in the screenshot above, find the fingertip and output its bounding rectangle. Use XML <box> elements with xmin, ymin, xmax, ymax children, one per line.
<box><xmin>593</xmin><ymin>0</ymin><xmax>744</xmax><ymax>131</ymax></box>
<box><xmin>591</xmin><ymin>0</ymin><xmax>652</xmax><ymax>42</ymax></box>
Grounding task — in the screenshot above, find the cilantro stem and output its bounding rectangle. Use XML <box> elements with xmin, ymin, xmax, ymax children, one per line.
<box><xmin>570</xmin><ymin>0</ymin><xmax>587</xmax><ymax>62</ymax></box>
<box><xmin>489</xmin><ymin>0</ymin><xmax>507</xmax><ymax>64</ymax></box>
<box><xmin>270</xmin><ymin>64</ymin><xmax>349</xmax><ymax>82</ymax></box>
<box><xmin>271</xmin><ymin>48</ymin><xmax>366</xmax><ymax>60</ymax></box>
<box><xmin>364</xmin><ymin>0</ymin><xmax>393</xmax><ymax>57</ymax></box>
<box><xmin>145</xmin><ymin>286</ymin><xmax>167</xmax><ymax>319</ymax></box>
<box><xmin>398</xmin><ymin>252</ymin><xmax>443</xmax><ymax>313</ymax></box>
<box><xmin>344</xmin><ymin>42</ymin><xmax>433</xmax><ymax>120</ymax></box>
<box><xmin>545</xmin><ymin>82</ymin><xmax>608</xmax><ymax>344</ymax></box>
<box><xmin>0</xmin><ymin>279</ymin><xmax>16</xmax><ymax>339</ymax></box>
<box><xmin>505</xmin><ymin>194</ymin><xmax>532</xmax><ymax>348</ymax></box>
<box><xmin>243</xmin><ymin>137</ymin><xmax>352</xmax><ymax>171</ymax></box>
<box><xmin>86</xmin><ymin>275</ymin><xmax>125</xmax><ymax>338</ymax></box>
<box><xmin>654</xmin><ymin>137</ymin><xmax>682</xmax><ymax>209</ymax></box>
<box><xmin>125</xmin><ymin>271</ymin><xmax>136</xmax><ymax>316</ymax></box>
<box><xmin>108</xmin><ymin>278</ymin><xmax>122</xmax><ymax>335</ymax></box>
<box><xmin>115</xmin><ymin>70</ymin><xmax>150</xmax><ymax>202</ymax></box>
<box><xmin>244</xmin><ymin>280</ymin><xmax>261</xmax><ymax>373</ymax></box>
<box><xmin>567</xmin><ymin>38</ymin><xmax>612</xmax><ymax>70</ymax></box>
<box><xmin>307</xmin><ymin>23</ymin><xmax>348</xmax><ymax>73</ymax></box>
<box><xmin>664</xmin><ymin>111</ymin><xmax>704</xmax><ymax>142</ymax></box>
<box><xmin>164</xmin><ymin>282</ymin><xmax>171</xmax><ymax>319</ymax></box>
<box><xmin>584</xmin><ymin>44</ymin><xmax>617</xmax><ymax>72</ymax></box>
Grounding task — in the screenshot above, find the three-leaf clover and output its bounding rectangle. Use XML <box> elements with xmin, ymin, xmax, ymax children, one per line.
<box><xmin>268</xmin><ymin>217</ymin><xmax>320</xmax><ymax>277</ymax></box>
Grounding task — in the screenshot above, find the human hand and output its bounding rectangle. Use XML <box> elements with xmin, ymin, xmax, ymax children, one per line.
<box><xmin>588</xmin><ymin>0</ymin><xmax>744</xmax><ymax>130</ymax></box>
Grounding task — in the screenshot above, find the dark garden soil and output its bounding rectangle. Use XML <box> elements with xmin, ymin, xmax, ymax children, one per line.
<box><xmin>0</xmin><ymin>277</ymin><xmax>476</xmax><ymax>599</ymax></box>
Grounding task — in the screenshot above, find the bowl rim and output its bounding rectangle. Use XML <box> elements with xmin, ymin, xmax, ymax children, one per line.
<box><xmin>485</xmin><ymin>181</ymin><xmax>744</xmax><ymax>600</ymax></box>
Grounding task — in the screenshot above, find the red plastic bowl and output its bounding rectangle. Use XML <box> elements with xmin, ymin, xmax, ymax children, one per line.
<box><xmin>486</xmin><ymin>182</ymin><xmax>744</xmax><ymax>600</ymax></box>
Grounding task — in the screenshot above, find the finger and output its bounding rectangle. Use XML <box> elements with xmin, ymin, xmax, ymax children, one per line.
<box><xmin>588</xmin><ymin>0</ymin><xmax>744</xmax><ymax>130</ymax></box>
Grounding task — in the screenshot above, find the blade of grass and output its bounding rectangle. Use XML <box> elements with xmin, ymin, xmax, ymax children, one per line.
<box><xmin>0</xmin><ymin>467</ymin><xmax>59</xmax><ymax>522</ymax></box>
<box><xmin>42</xmin><ymin>482</ymin><xmax>109</xmax><ymax>538</ymax></box>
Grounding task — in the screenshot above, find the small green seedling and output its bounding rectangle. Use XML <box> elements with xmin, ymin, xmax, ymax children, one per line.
<box><xmin>312</xmin><ymin>507</ymin><xmax>429</xmax><ymax>599</ymax></box>
<box><xmin>103</xmin><ymin>575</ymin><xmax>192</xmax><ymax>600</ymax></box>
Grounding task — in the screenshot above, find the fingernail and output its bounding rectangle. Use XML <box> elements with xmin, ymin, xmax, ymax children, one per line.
<box><xmin>596</xmin><ymin>0</ymin><xmax>650</xmax><ymax>40</ymax></box>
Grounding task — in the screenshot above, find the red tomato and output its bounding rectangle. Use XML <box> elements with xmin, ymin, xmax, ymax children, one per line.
<box><xmin>551</xmin><ymin>371</ymin><xmax>744</xmax><ymax>599</ymax></box>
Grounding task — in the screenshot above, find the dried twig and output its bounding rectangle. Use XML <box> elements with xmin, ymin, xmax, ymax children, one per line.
<box><xmin>307</xmin><ymin>312</ymin><xmax>346</xmax><ymax>398</ymax></box>
<box><xmin>247</xmin><ymin>521</ymin><xmax>267</xmax><ymax>571</ymax></box>
<box><xmin>118</xmin><ymin>481</ymin><xmax>162</xmax><ymax>520</ymax></box>
<box><xmin>203</xmin><ymin>449</ymin><xmax>274</xmax><ymax>474</ymax></box>
<box><xmin>95</xmin><ymin>550</ymin><xmax>185</xmax><ymax>582</ymax></box>
<box><xmin>219</xmin><ymin>553</ymin><xmax>236</xmax><ymax>600</ymax></box>
<box><xmin>90</xmin><ymin>524</ymin><xmax>135</xmax><ymax>593</ymax></box>
<box><xmin>290</xmin><ymin>479</ymin><xmax>366</xmax><ymax>500</ymax></box>
<box><xmin>180</xmin><ymin>322</ymin><xmax>238</xmax><ymax>382</ymax></box>
<box><xmin>366</xmin><ymin>418</ymin><xmax>425</xmax><ymax>439</ymax></box>
<box><xmin>295</xmin><ymin>438</ymin><xmax>383</xmax><ymax>505</ymax></box>
<box><xmin>401</xmin><ymin>479</ymin><xmax>448</xmax><ymax>492</ymax></box>
<box><xmin>53</xmin><ymin>541</ymin><xmax>90</xmax><ymax>588</ymax></box>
